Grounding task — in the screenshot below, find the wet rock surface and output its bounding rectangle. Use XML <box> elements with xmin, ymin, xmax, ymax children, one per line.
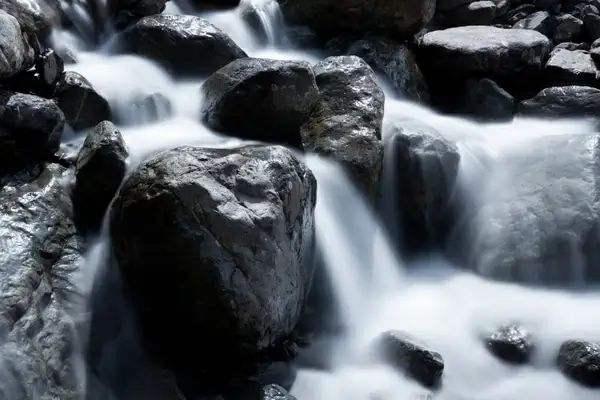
<box><xmin>557</xmin><ymin>340</ymin><xmax>600</xmax><ymax>387</ymax></box>
<box><xmin>485</xmin><ymin>324</ymin><xmax>534</xmax><ymax>364</ymax></box>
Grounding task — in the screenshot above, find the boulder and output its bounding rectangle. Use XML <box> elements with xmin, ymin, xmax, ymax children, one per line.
<box><xmin>108</xmin><ymin>0</ymin><xmax>168</xmax><ymax>29</ymax></box>
<box><xmin>53</xmin><ymin>71</ymin><xmax>112</xmax><ymax>132</ymax></box>
<box><xmin>373</xmin><ymin>330</ymin><xmax>444</xmax><ymax>388</ymax></box>
<box><xmin>385</xmin><ymin>120</ymin><xmax>460</xmax><ymax>252</ymax></box>
<box><xmin>35</xmin><ymin>48</ymin><xmax>64</xmax><ymax>90</ymax></box>
<box><xmin>300</xmin><ymin>56</ymin><xmax>384</xmax><ymax>201</ymax></box>
<box><xmin>276</xmin><ymin>0</ymin><xmax>435</xmax><ymax>39</ymax></box>
<box><xmin>518</xmin><ymin>85</ymin><xmax>600</xmax><ymax>117</ymax></box>
<box><xmin>0</xmin><ymin>9</ymin><xmax>36</xmax><ymax>80</ymax></box>
<box><xmin>110</xmin><ymin>145</ymin><xmax>317</xmax><ymax>368</ymax></box>
<box><xmin>0</xmin><ymin>163</ymin><xmax>85</xmax><ymax>400</ymax></box>
<box><xmin>0</xmin><ymin>0</ymin><xmax>59</xmax><ymax>44</ymax></box>
<box><xmin>201</xmin><ymin>58</ymin><xmax>318</xmax><ymax>149</ymax></box>
<box><xmin>466</xmin><ymin>132</ymin><xmax>600</xmax><ymax>283</ymax></box>
<box><xmin>463</xmin><ymin>78</ymin><xmax>515</xmax><ymax>121</ymax></box>
<box><xmin>584</xmin><ymin>12</ymin><xmax>600</xmax><ymax>41</ymax></box>
<box><xmin>346</xmin><ymin>35</ymin><xmax>429</xmax><ymax>103</ymax></box>
<box><xmin>0</xmin><ymin>91</ymin><xmax>65</xmax><ymax>171</ymax></box>
<box><xmin>512</xmin><ymin>10</ymin><xmax>554</xmax><ymax>36</ymax></box>
<box><xmin>557</xmin><ymin>340</ymin><xmax>600</xmax><ymax>387</ymax></box>
<box><xmin>485</xmin><ymin>324</ymin><xmax>534</xmax><ymax>364</ymax></box>
<box><xmin>554</xmin><ymin>14</ymin><xmax>584</xmax><ymax>44</ymax></box>
<box><xmin>418</xmin><ymin>26</ymin><xmax>551</xmax><ymax>79</ymax></box>
<box><xmin>74</xmin><ymin>121</ymin><xmax>129</xmax><ymax>232</ymax></box>
<box><xmin>118</xmin><ymin>14</ymin><xmax>247</xmax><ymax>77</ymax></box>
<box><xmin>544</xmin><ymin>49</ymin><xmax>600</xmax><ymax>88</ymax></box>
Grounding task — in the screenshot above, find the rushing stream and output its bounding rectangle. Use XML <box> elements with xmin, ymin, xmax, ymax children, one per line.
<box><xmin>50</xmin><ymin>0</ymin><xmax>600</xmax><ymax>399</ymax></box>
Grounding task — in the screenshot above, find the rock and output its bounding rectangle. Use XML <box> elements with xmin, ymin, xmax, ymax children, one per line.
<box><xmin>512</xmin><ymin>10</ymin><xmax>554</xmax><ymax>36</ymax></box>
<box><xmin>518</xmin><ymin>85</ymin><xmax>600</xmax><ymax>117</ymax></box>
<box><xmin>385</xmin><ymin>120</ymin><xmax>460</xmax><ymax>252</ymax></box>
<box><xmin>120</xmin><ymin>92</ymin><xmax>173</xmax><ymax>126</ymax></box>
<box><xmin>463</xmin><ymin>78</ymin><xmax>515</xmax><ymax>121</ymax></box>
<box><xmin>557</xmin><ymin>340</ymin><xmax>600</xmax><ymax>387</ymax></box>
<box><xmin>374</xmin><ymin>330</ymin><xmax>444</xmax><ymax>388</ymax></box>
<box><xmin>591</xmin><ymin>46</ymin><xmax>600</xmax><ymax>63</ymax></box>
<box><xmin>0</xmin><ymin>0</ymin><xmax>59</xmax><ymax>44</ymax></box>
<box><xmin>35</xmin><ymin>48</ymin><xmax>64</xmax><ymax>90</ymax></box>
<box><xmin>110</xmin><ymin>144</ymin><xmax>317</xmax><ymax>368</ymax></box>
<box><xmin>300</xmin><ymin>56</ymin><xmax>384</xmax><ymax>201</ymax></box>
<box><xmin>346</xmin><ymin>35</ymin><xmax>429</xmax><ymax>103</ymax></box>
<box><xmin>506</xmin><ymin>4</ymin><xmax>536</xmax><ymax>25</ymax></box>
<box><xmin>485</xmin><ymin>324</ymin><xmax>534</xmax><ymax>364</ymax></box>
<box><xmin>466</xmin><ymin>130</ymin><xmax>600</xmax><ymax>283</ymax></box>
<box><xmin>261</xmin><ymin>384</ymin><xmax>296</xmax><ymax>399</ymax></box>
<box><xmin>108</xmin><ymin>0</ymin><xmax>168</xmax><ymax>29</ymax></box>
<box><xmin>584</xmin><ymin>12</ymin><xmax>600</xmax><ymax>41</ymax></box>
<box><xmin>418</xmin><ymin>26</ymin><xmax>551</xmax><ymax>78</ymax></box>
<box><xmin>74</xmin><ymin>121</ymin><xmax>129</xmax><ymax>232</ymax></box>
<box><xmin>551</xmin><ymin>42</ymin><xmax>590</xmax><ymax>55</ymax></box>
<box><xmin>554</xmin><ymin>14</ymin><xmax>584</xmax><ymax>44</ymax></box>
<box><xmin>54</xmin><ymin>71</ymin><xmax>112</xmax><ymax>132</ymax></box>
<box><xmin>0</xmin><ymin>162</ymin><xmax>85</xmax><ymax>400</ymax></box>
<box><xmin>189</xmin><ymin>0</ymin><xmax>240</xmax><ymax>8</ymax></box>
<box><xmin>0</xmin><ymin>91</ymin><xmax>65</xmax><ymax>171</ymax></box>
<box><xmin>0</xmin><ymin>9</ymin><xmax>36</xmax><ymax>80</ymax></box>
<box><xmin>200</xmin><ymin>58</ymin><xmax>318</xmax><ymax>149</ymax></box>
<box><xmin>276</xmin><ymin>0</ymin><xmax>436</xmax><ymax>39</ymax></box>
<box><xmin>545</xmin><ymin>49</ymin><xmax>600</xmax><ymax>87</ymax></box>
<box><xmin>442</xmin><ymin>1</ymin><xmax>497</xmax><ymax>27</ymax></box>
<box><xmin>119</xmin><ymin>14</ymin><xmax>247</xmax><ymax>77</ymax></box>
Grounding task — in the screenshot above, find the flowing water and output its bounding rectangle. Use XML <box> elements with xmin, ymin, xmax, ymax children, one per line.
<box><xmin>50</xmin><ymin>0</ymin><xmax>600</xmax><ymax>399</ymax></box>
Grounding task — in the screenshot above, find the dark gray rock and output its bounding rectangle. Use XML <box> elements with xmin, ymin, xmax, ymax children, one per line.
<box><xmin>74</xmin><ymin>121</ymin><xmax>129</xmax><ymax>232</ymax></box>
<box><xmin>506</xmin><ymin>4</ymin><xmax>536</xmax><ymax>25</ymax></box>
<box><xmin>464</xmin><ymin>78</ymin><xmax>515</xmax><ymax>121</ymax></box>
<box><xmin>189</xmin><ymin>0</ymin><xmax>240</xmax><ymax>8</ymax></box>
<box><xmin>512</xmin><ymin>11</ymin><xmax>554</xmax><ymax>36</ymax></box>
<box><xmin>119</xmin><ymin>14</ymin><xmax>247</xmax><ymax>77</ymax></box>
<box><xmin>0</xmin><ymin>162</ymin><xmax>85</xmax><ymax>400</ymax></box>
<box><xmin>554</xmin><ymin>14</ymin><xmax>584</xmax><ymax>44</ymax></box>
<box><xmin>486</xmin><ymin>324</ymin><xmax>534</xmax><ymax>364</ymax></box>
<box><xmin>374</xmin><ymin>330</ymin><xmax>444</xmax><ymax>388</ymax></box>
<box><xmin>0</xmin><ymin>91</ymin><xmax>64</xmax><ymax>171</ymax></box>
<box><xmin>276</xmin><ymin>0</ymin><xmax>435</xmax><ymax>39</ymax></box>
<box><xmin>557</xmin><ymin>340</ymin><xmax>600</xmax><ymax>387</ymax></box>
<box><xmin>200</xmin><ymin>58</ymin><xmax>318</xmax><ymax>149</ymax></box>
<box><xmin>108</xmin><ymin>0</ymin><xmax>168</xmax><ymax>29</ymax></box>
<box><xmin>442</xmin><ymin>1</ymin><xmax>497</xmax><ymax>27</ymax></box>
<box><xmin>0</xmin><ymin>9</ymin><xmax>36</xmax><ymax>80</ymax></box>
<box><xmin>518</xmin><ymin>85</ymin><xmax>600</xmax><ymax>117</ymax></box>
<box><xmin>35</xmin><ymin>48</ymin><xmax>64</xmax><ymax>89</ymax></box>
<box><xmin>418</xmin><ymin>26</ymin><xmax>551</xmax><ymax>78</ymax></box>
<box><xmin>54</xmin><ymin>71</ymin><xmax>112</xmax><ymax>132</ymax></box>
<box><xmin>347</xmin><ymin>35</ymin><xmax>429</xmax><ymax>103</ymax></box>
<box><xmin>545</xmin><ymin>49</ymin><xmax>600</xmax><ymax>87</ymax></box>
<box><xmin>584</xmin><ymin>12</ymin><xmax>600</xmax><ymax>41</ymax></box>
<box><xmin>261</xmin><ymin>384</ymin><xmax>296</xmax><ymax>400</ymax></box>
<box><xmin>300</xmin><ymin>56</ymin><xmax>384</xmax><ymax>202</ymax></box>
<box><xmin>0</xmin><ymin>0</ymin><xmax>59</xmax><ymax>44</ymax></box>
<box><xmin>385</xmin><ymin>120</ymin><xmax>460</xmax><ymax>252</ymax></box>
<box><xmin>110</xmin><ymin>144</ymin><xmax>317</xmax><ymax>367</ymax></box>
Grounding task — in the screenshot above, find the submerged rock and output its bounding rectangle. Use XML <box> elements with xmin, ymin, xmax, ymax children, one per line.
<box><xmin>119</xmin><ymin>14</ymin><xmax>247</xmax><ymax>77</ymax></box>
<box><xmin>374</xmin><ymin>330</ymin><xmax>444</xmax><ymax>388</ymax></box>
<box><xmin>557</xmin><ymin>340</ymin><xmax>600</xmax><ymax>387</ymax></box>
<box><xmin>110</xmin><ymin>145</ymin><xmax>317</xmax><ymax>369</ymax></box>
<box><xmin>74</xmin><ymin>121</ymin><xmax>129</xmax><ymax>232</ymax></box>
<box><xmin>300</xmin><ymin>55</ymin><xmax>384</xmax><ymax>201</ymax></box>
<box><xmin>485</xmin><ymin>324</ymin><xmax>534</xmax><ymax>364</ymax></box>
<box><xmin>201</xmin><ymin>58</ymin><xmax>318</xmax><ymax>149</ymax></box>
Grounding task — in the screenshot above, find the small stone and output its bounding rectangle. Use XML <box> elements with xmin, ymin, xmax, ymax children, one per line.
<box><xmin>486</xmin><ymin>324</ymin><xmax>534</xmax><ymax>364</ymax></box>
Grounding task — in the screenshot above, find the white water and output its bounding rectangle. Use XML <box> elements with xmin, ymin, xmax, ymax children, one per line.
<box><xmin>52</xmin><ymin>1</ymin><xmax>600</xmax><ymax>399</ymax></box>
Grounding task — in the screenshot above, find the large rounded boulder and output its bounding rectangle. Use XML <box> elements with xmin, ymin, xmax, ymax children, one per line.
<box><xmin>110</xmin><ymin>144</ymin><xmax>317</xmax><ymax>367</ymax></box>
<box><xmin>200</xmin><ymin>58</ymin><xmax>319</xmax><ymax>149</ymax></box>
<box><xmin>276</xmin><ymin>0</ymin><xmax>435</xmax><ymax>39</ymax></box>
<box><xmin>0</xmin><ymin>9</ymin><xmax>36</xmax><ymax>80</ymax></box>
<box><xmin>118</xmin><ymin>14</ymin><xmax>247</xmax><ymax>77</ymax></box>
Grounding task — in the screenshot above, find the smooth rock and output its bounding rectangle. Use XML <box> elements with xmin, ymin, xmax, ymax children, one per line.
<box><xmin>518</xmin><ymin>85</ymin><xmax>600</xmax><ymax>117</ymax></box>
<box><xmin>557</xmin><ymin>340</ymin><xmax>600</xmax><ymax>387</ymax></box>
<box><xmin>463</xmin><ymin>78</ymin><xmax>515</xmax><ymax>121</ymax></box>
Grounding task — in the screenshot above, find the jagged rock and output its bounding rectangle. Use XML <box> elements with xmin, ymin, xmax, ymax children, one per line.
<box><xmin>276</xmin><ymin>0</ymin><xmax>435</xmax><ymax>39</ymax></box>
<box><xmin>118</xmin><ymin>14</ymin><xmax>247</xmax><ymax>77</ymax></box>
<box><xmin>0</xmin><ymin>91</ymin><xmax>64</xmax><ymax>171</ymax></box>
<box><xmin>545</xmin><ymin>49</ymin><xmax>600</xmax><ymax>87</ymax></box>
<box><xmin>374</xmin><ymin>330</ymin><xmax>444</xmax><ymax>388</ymax></box>
<box><xmin>0</xmin><ymin>9</ymin><xmax>36</xmax><ymax>80</ymax></box>
<box><xmin>54</xmin><ymin>71</ymin><xmax>112</xmax><ymax>132</ymax></box>
<box><xmin>300</xmin><ymin>56</ymin><xmax>384</xmax><ymax>201</ymax></box>
<box><xmin>554</xmin><ymin>14</ymin><xmax>584</xmax><ymax>44</ymax></box>
<box><xmin>110</xmin><ymin>145</ymin><xmax>317</xmax><ymax>369</ymax></box>
<box><xmin>200</xmin><ymin>58</ymin><xmax>318</xmax><ymax>149</ymax></box>
<box><xmin>463</xmin><ymin>78</ymin><xmax>515</xmax><ymax>121</ymax></box>
<box><xmin>0</xmin><ymin>162</ymin><xmax>85</xmax><ymax>400</ymax></box>
<box><xmin>108</xmin><ymin>0</ymin><xmax>169</xmax><ymax>29</ymax></box>
<box><xmin>485</xmin><ymin>324</ymin><xmax>534</xmax><ymax>364</ymax></box>
<box><xmin>557</xmin><ymin>340</ymin><xmax>600</xmax><ymax>387</ymax></box>
<box><xmin>261</xmin><ymin>384</ymin><xmax>297</xmax><ymax>399</ymax></box>
<box><xmin>346</xmin><ymin>35</ymin><xmax>429</xmax><ymax>103</ymax></box>
<box><xmin>518</xmin><ymin>85</ymin><xmax>600</xmax><ymax>117</ymax></box>
<box><xmin>35</xmin><ymin>48</ymin><xmax>64</xmax><ymax>91</ymax></box>
<box><xmin>74</xmin><ymin>121</ymin><xmax>129</xmax><ymax>232</ymax></box>
<box><xmin>512</xmin><ymin>11</ymin><xmax>554</xmax><ymax>36</ymax></box>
